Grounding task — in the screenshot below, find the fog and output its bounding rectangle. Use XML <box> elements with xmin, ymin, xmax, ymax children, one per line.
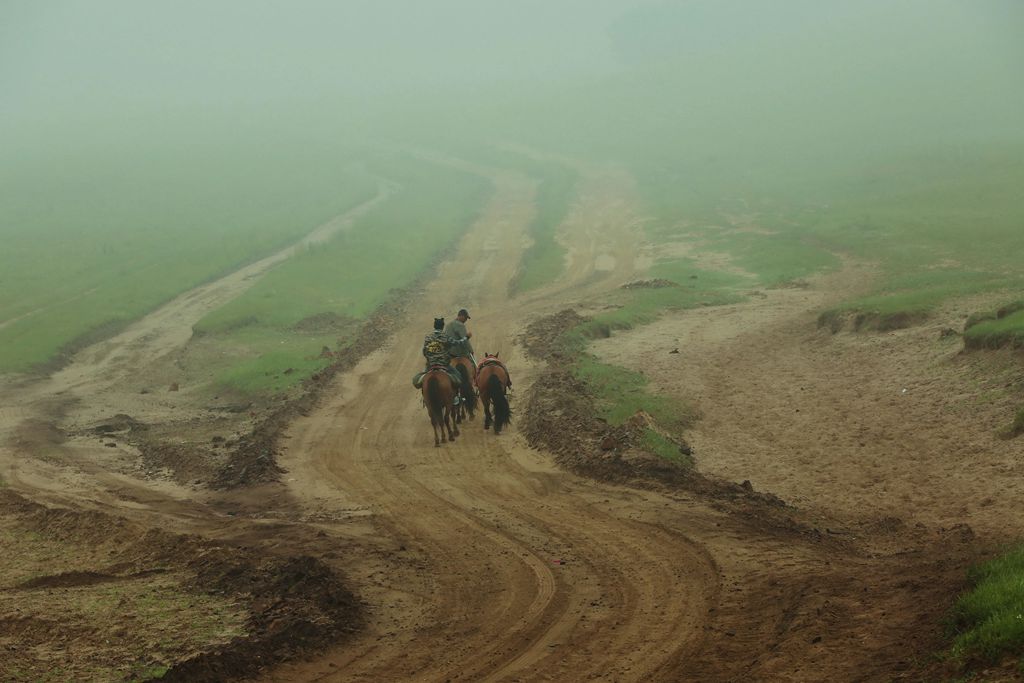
<box><xmin>4</xmin><ymin>0</ymin><xmax>1023</xmax><ymax>204</ymax></box>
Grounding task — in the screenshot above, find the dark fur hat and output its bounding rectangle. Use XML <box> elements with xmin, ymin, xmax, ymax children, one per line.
<box><xmin>434</xmin><ymin>317</ymin><xmax>445</xmax><ymax>330</ymax></box>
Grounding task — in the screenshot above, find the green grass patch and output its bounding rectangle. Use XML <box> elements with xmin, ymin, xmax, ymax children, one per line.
<box><xmin>704</xmin><ymin>229</ymin><xmax>841</xmax><ymax>287</ymax></box>
<box><xmin>573</xmin><ymin>355</ymin><xmax>686</xmax><ymax>430</ymax></box>
<box><xmin>965</xmin><ymin>304</ymin><xmax>1024</xmax><ymax>351</ymax></box>
<box><xmin>824</xmin><ymin>272</ymin><xmax>1019</xmax><ymax>333</ymax></box>
<box><xmin>564</xmin><ymin>264</ymin><xmax>746</xmax><ymax>353</ymax></box>
<box><xmin>636</xmin><ymin>147</ymin><xmax>1024</xmax><ymax>329</ymax></box>
<box><xmin>949</xmin><ymin>544</ymin><xmax>1024</xmax><ymax>666</ymax></box>
<box><xmin>649</xmin><ymin>257</ymin><xmax>753</xmax><ymax>290</ymax></box>
<box><xmin>0</xmin><ymin>145</ymin><xmax>378</xmax><ymax>373</ymax></box>
<box><xmin>212</xmin><ymin>346</ymin><xmax>335</xmax><ymax>395</ymax></box>
<box><xmin>130</xmin><ymin>665</ymin><xmax>170</xmax><ymax>682</ymax></box>
<box><xmin>197</xmin><ymin>156</ymin><xmax>492</xmax><ymax>396</ymax></box>
<box><xmin>641</xmin><ymin>427</ymin><xmax>692</xmax><ymax>465</ymax></box>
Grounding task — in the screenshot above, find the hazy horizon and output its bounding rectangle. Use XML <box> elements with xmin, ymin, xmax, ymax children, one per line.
<box><xmin>3</xmin><ymin>1</ymin><xmax>1023</xmax><ymax>198</ymax></box>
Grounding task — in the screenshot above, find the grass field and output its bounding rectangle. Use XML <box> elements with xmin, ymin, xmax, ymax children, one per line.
<box><xmin>0</xmin><ymin>145</ymin><xmax>378</xmax><ymax>373</ymax></box>
<box><xmin>193</xmin><ymin>155</ymin><xmax>493</xmax><ymax>395</ymax></box>
<box><xmin>627</xmin><ymin>147</ymin><xmax>1024</xmax><ymax>339</ymax></box>
<box><xmin>964</xmin><ymin>303</ymin><xmax>1024</xmax><ymax>350</ymax></box>
<box><xmin>949</xmin><ymin>544</ymin><xmax>1024</xmax><ymax>667</ymax></box>
<box><xmin>771</xmin><ymin>151</ymin><xmax>1024</xmax><ymax>330</ymax></box>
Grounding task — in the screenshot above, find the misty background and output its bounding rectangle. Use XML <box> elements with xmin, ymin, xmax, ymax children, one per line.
<box><xmin>5</xmin><ymin>0</ymin><xmax>1022</xmax><ymax>190</ymax></box>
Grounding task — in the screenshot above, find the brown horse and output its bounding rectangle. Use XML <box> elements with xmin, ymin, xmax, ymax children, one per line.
<box><xmin>449</xmin><ymin>356</ymin><xmax>477</xmax><ymax>423</ymax></box>
<box><xmin>476</xmin><ymin>353</ymin><xmax>511</xmax><ymax>434</ymax></box>
<box><xmin>421</xmin><ymin>367</ymin><xmax>458</xmax><ymax>446</ymax></box>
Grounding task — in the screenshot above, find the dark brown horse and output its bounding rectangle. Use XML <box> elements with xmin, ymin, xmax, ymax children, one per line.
<box><xmin>449</xmin><ymin>356</ymin><xmax>477</xmax><ymax>423</ymax></box>
<box><xmin>476</xmin><ymin>353</ymin><xmax>511</xmax><ymax>434</ymax></box>
<box><xmin>422</xmin><ymin>367</ymin><xmax>458</xmax><ymax>446</ymax></box>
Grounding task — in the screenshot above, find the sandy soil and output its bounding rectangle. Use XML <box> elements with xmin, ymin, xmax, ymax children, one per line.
<box><xmin>0</xmin><ymin>157</ymin><xmax>1020</xmax><ymax>681</ymax></box>
<box><xmin>591</xmin><ymin>274</ymin><xmax>1024</xmax><ymax>541</ymax></box>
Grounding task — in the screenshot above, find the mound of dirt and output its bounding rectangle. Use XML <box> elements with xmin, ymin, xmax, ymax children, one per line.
<box><xmin>963</xmin><ymin>300</ymin><xmax>1024</xmax><ymax>350</ymax></box>
<box><xmin>292</xmin><ymin>311</ymin><xmax>357</xmax><ymax>334</ymax></box>
<box><xmin>16</xmin><ymin>570</ymin><xmax>130</xmax><ymax>589</ymax></box>
<box><xmin>620</xmin><ymin>279</ymin><xmax>678</xmax><ymax>289</ymax></box>
<box><xmin>163</xmin><ymin>555</ymin><xmax>361</xmax><ymax>682</ymax></box>
<box><xmin>88</xmin><ymin>413</ymin><xmax>145</xmax><ymax>435</ymax></box>
<box><xmin>0</xmin><ymin>490</ymin><xmax>361</xmax><ymax>683</ymax></box>
<box><xmin>818</xmin><ymin>308</ymin><xmax>929</xmax><ymax>334</ymax></box>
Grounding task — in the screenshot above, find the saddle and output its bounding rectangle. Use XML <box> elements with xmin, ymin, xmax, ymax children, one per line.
<box><xmin>479</xmin><ymin>357</ymin><xmax>505</xmax><ymax>371</ymax></box>
<box><xmin>426</xmin><ymin>364</ymin><xmax>451</xmax><ymax>372</ymax></box>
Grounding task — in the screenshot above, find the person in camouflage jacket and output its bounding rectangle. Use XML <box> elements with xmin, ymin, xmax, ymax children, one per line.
<box><xmin>413</xmin><ymin>318</ymin><xmax>462</xmax><ymax>391</ymax></box>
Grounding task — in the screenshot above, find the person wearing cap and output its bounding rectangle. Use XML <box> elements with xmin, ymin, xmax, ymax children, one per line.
<box><xmin>445</xmin><ymin>309</ymin><xmax>476</xmax><ymax>367</ymax></box>
<box><xmin>413</xmin><ymin>317</ymin><xmax>462</xmax><ymax>396</ymax></box>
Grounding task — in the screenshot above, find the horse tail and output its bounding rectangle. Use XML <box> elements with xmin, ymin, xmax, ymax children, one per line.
<box><xmin>426</xmin><ymin>374</ymin><xmax>444</xmax><ymax>422</ymax></box>
<box><xmin>488</xmin><ymin>373</ymin><xmax>511</xmax><ymax>431</ymax></box>
<box><xmin>456</xmin><ymin>363</ymin><xmax>476</xmax><ymax>414</ymax></box>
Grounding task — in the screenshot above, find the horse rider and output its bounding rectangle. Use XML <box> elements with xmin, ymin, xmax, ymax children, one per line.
<box><xmin>414</xmin><ymin>317</ymin><xmax>462</xmax><ymax>399</ymax></box>
<box><xmin>444</xmin><ymin>308</ymin><xmax>476</xmax><ymax>368</ymax></box>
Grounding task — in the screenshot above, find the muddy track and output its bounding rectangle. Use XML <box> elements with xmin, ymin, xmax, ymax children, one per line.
<box><xmin>258</xmin><ymin>166</ymin><xmax>734</xmax><ymax>681</ymax></box>
<box><xmin>253</xmin><ymin>168</ymin><xmax>973</xmax><ymax>682</ymax></box>
<box><xmin>0</xmin><ymin>156</ymin><xmax>1001</xmax><ymax>681</ymax></box>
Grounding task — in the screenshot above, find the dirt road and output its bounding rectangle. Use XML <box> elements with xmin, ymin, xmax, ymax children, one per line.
<box><xmin>254</xmin><ymin>170</ymin><xmax>986</xmax><ymax>681</ymax></box>
<box><xmin>0</xmin><ymin>159</ymin><xmax>1009</xmax><ymax>681</ymax></box>
<box><xmin>260</xmin><ymin>168</ymin><xmax>732</xmax><ymax>681</ymax></box>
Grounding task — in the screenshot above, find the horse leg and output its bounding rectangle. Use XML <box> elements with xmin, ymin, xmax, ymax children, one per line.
<box><xmin>436</xmin><ymin>406</ymin><xmax>448</xmax><ymax>444</ymax></box>
<box><xmin>482</xmin><ymin>396</ymin><xmax>492</xmax><ymax>430</ymax></box>
<box><xmin>448</xmin><ymin>405</ymin><xmax>458</xmax><ymax>439</ymax></box>
<box><xmin>432</xmin><ymin>412</ymin><xmax>441</xmax><ymax>447</ymax></box>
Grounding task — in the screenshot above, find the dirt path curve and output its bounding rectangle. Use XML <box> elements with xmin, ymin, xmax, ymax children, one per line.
<box><xmin>254</xmin><ymin>166</ymin><xmax>754</xmax><ymax>682</ymax></box>
<box><xmin>253</xmin><ymin>168</ymin><xmax>977</xmax><ymax>683</ymax></box>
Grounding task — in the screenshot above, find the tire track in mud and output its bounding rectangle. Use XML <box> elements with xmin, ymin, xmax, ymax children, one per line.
<box><xmin>259</xmin><ymin>165</ymin><xmax>735</xmax><ymax>681</ymax></box>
